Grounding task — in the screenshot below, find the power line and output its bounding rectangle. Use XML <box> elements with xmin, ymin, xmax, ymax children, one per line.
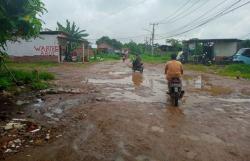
<box><xmin>163</xmin><ymin>0</ymin><xmax>211</xmax><ymax>25</ymax></box>
<box><xmin>185</xmin><ymin>0</ymin><xmax>243</xmax><ymax>28</ymax></box>
<box><xmin>155</xmin><ymin>0</ymin><xmax>232</xmax><ymax>37</ymax></box>
<box><xmin>159</xmin><ymin>0</ymin><xmax>201</xmax><ymax>24</ymax></box>
<box><xmin>88</xmin><ymin>0</ymin><xmax>248</xmax><ymax>42</ymax></box>
<box><xmin>158</xmin><ymin>0</ymin><xmax>250</xmax><ymax>40</ymax></box>
<box><xmin>158</xmin><ymin>0</ymin><xmax>192</xmax><ymax>23</ymax></box>
<box><xmin>156</xmin><ymin>0</ymin><xmax>245</xmax><ymax>39</ymax></box>
<box><xmin>155</xmin><ymin>0</ymin><xmax>250</xmax><ymax>40</ymax></box>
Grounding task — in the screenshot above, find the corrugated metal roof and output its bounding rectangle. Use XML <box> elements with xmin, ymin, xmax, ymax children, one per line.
<box><xmin>184</xmin><ymin>38</ymin><xmax>242</xmax><ymax>43</ymax></box>
<box><xmin>40</xmin><ymin>31</ymin><xmax>69</xmax><ymax>36</ymax></box>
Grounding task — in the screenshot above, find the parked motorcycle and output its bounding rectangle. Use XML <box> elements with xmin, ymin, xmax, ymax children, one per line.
<box><xmin>168</xmin><ymin>78</ymin><xmax>184</xmax><ymax>106</ymax></box>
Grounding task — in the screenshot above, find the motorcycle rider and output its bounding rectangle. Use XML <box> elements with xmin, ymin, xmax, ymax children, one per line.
<box><xmin>165</xmin><ymin>53</ymin><xmax>184</xmax><ymax>93</ymax></box>
<box><xmin>133</xmin><ymin>54</ymin><xmax>142</xmax><ymax>67</ymax></box>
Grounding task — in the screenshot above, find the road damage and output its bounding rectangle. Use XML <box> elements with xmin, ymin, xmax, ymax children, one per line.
<box><xmin>1</xmin><ymin>61</ymin><xmax>250</xmax><ymax>161</ymax></box>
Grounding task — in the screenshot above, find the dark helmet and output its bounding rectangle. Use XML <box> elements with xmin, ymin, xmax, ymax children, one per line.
<box><xmin>171</xmin><ymin>53</ymin><xmax>177</xmax><ymax>60</ymax></box>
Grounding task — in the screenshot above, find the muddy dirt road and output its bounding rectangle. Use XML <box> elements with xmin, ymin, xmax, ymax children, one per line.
<box><xmin>3</xmin><ymin>61</ymin><xmax>250</xmax><ymax>161</ymax></box>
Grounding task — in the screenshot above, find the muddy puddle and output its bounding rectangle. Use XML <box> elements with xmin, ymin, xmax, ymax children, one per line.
<box><xmin>31</xmin><ymin>97</ymin><xmax>85</xmax><ymax>121</ymax></box>
<box><xmin>87</xmin><ymin>70</ymin><xmax>229</xmax><ymax>103</ymax></box>
<box><xmin>217</xmin><ymin>98</ymin><xmax>250</xmax><ymax>103</ymax></box>
<box><xmin>88</xmin><ymin>71</ymin><xmax>168</xmax><ymax>103</ymax></box>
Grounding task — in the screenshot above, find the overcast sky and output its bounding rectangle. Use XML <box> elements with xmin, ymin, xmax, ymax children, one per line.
<box><xmin>41</xmin><ymin>0</ymin><xmax>250</xmax><ymax>44</ymax></box>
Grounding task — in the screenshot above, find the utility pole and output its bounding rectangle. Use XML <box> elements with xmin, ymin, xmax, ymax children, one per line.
<box><xmin>144</xmin><ymin>36</ymin><xmax>149</xmax><ymax>53</ymax></box>
<box><xmin>150</xmin><ymin>23</ymin><xmax>158</xmax><ymax>55</ymax></box>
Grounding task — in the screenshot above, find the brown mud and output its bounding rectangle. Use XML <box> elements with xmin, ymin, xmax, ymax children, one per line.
<box><xmin>1</xmin><ymin>61</ymin><xmax>250</xmax><ymax>161</ymax></box>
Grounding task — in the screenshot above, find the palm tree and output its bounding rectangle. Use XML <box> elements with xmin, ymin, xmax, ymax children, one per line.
<box><xmin>57</xmin><ymin>20</ymin><xmax>89</xmax><ymax>61</ymax></box>
<box><xmin>57</xmin><ymin>20</ymin><xmax>89</xmax><ymax>40</ymax></box>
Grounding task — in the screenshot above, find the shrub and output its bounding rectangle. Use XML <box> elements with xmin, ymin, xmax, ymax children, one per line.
<box><xmin>39</xmin><ymin>72</ymin><xmax>55</xmax><ymax>80</ymax></box>
<box><xmin>0</xmin><ymin>69</ymin><xmax>54</xmax><ymax>90</ymax></box>
<box><xmin>13</xmin><ymin>70</ymin><xmax>34</xmax><ymax>84</ymax></box>
<box><xmin>219</xmin><ymin>64</ymin><xmax>250</xmax><ymax>79</ymax></box>
<box><xmin>0</xmin><ymin>78</ymin><xmax>12</xmax><ymax>90</ymax></box>
<box><xmin>31</xmin><ymin>81</ymin><xmax>48</xmax><ymax>90</ymax></box>
<box><xmin>141</xmin><ymin>54</ymin><xmax>171</xmax><ymax>64</ymax></box>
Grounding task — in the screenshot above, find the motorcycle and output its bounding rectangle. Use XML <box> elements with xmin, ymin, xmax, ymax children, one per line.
<box><xmin>132</xmin><ymin>61</ymin><xmax>144</xmax><ymax>73</ymax></box>
<box><xmin>122</xmin><ymin>54</ymin><xmax>126</xmax><ymax>62</ymax></box>
<box><xmin>168</xmin><ymin>78</ymin><xmax>184</xmax><ymax>106</ymax></box>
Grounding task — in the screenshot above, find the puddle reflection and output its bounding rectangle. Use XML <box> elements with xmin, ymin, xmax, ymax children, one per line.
<box><xmin>167</xmin><ymin>106</ymin><xmax>184</xmax><ymax>115</ymax></box>
<box><xmin>132</xmin><ymin>72</ymin><xmax>143</xmax><ymax>87</ymax></box>
<box><xmin>194</xmin><ymin>75</ymin><xmax>203</xmax><ymax>89</ymax></box>
<box><xmin>166</xmin><ymin>106</ymin><xmax>185</xmax><ymax>128</ymax></box>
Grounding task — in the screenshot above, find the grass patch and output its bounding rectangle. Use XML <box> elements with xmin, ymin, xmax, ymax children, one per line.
<box><xmin>0</xmin><ymin>61</ymin><xmax>56</xmax><ymax>90</ymax></box>
<box><xmin>0</xmin><ymin>77</ymin><xmax>12</xmax><ymax>90</ymax></box>
<box><xmin>184</xmin><ymin>64</ymin><xmax>209</xmax><ymax>72</ymax></box>
<box><xmin>0</xmin><ymin>69</ymin><xmax>55</xmax><ymax>90</ymax></box>
<box><xmin>31</xmin><ymin>81</ymin><xmax>48</xmax><ymax>90</ymax></box>
<box><xmin>141</xmin><ymin>54</ymin><xmax>171</xmax><ymax>64</ymax></box>
<box><xmin>218</xmin><ymin>64</ymin><xmax>250</xmax><ymax>79</ymax></box>
<box><xmin>184</xmin><ymin>64</ymin><xmax>250</xmax><ymax>79</ymax></box>
<box><xmin>6</xmin><ymin>61</ymin><xmax>58</xmax><ymax>70</ymax></box>
<box><xmin>39</xmin><ymin>72</ymin><xmax>55</xmax><ymax>81</ymax></box>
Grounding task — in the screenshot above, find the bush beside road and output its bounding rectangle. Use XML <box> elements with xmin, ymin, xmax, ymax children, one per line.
<box><xmin>141</xmin><ymin>54</ymin><xmax>171</xmax><ymax>64</ymax></box>
<box><xmin>0</xmin><ymin>62</ymin><xmax>56</xmax><ymax>90</ymax></box>
<box><xmin>185</xmin><ymin>64</ymin><xmax>250</xmax><ymax>79</ymax></box>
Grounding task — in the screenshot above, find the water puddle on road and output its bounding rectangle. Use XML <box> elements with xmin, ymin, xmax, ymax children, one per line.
<box><xmin>217</xmin><ymin>98</ymin><xmax>250</xmax><ymax>103</ymax></box>
<box><xmin>108</xmin><ymin>71</ymin><xmax>129</xmax><ymax>75</ymax></box>
<box><xmin>34</xmin><ymin>98</ymin><xmax>82</xmax><ymax>121</ymax></box>
<box><xmin>194</xmin><ymin>75</ymin><xmax>203</xmax><ymax>89</ymax></box>
<box><xmin>88</xmin><ymin>72</ymin><xmax>167</xmax><ymax>103</ymax></box>
<box><xmin>33</xmin><ymin>98</ymin><xmax>44</xmax><ymax>107</ymax></box>
<box><xmin>183</xmin><ymin>75</ymin><xmax>234</xmax><ymax>96</ymax></box>
<box><xmin>88</xmin><ymin>72</ymin><xmax>236</xmax><ymax>103</ymax></box>
<box><xmin>183</xmin><ymin>75</ymin><xmax>204</xmax><ymax>89</ymax></box>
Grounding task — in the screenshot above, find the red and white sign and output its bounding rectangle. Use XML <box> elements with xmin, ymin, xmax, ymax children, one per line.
<box><xmin>34</xmin><ymin>45</ymin><xmax>59</xmax><ymax>56</ymax></box>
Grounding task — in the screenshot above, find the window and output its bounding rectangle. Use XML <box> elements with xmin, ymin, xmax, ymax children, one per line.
<box><xmin>242</xmin><ymin>49</ymin><xmax>250</xmax><ymax>57</ymax></box>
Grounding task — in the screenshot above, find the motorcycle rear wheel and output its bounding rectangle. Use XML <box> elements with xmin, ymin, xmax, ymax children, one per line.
<box><xmin>174</xmin><ymin>97</ymin><xmax>179</xmax><ymax>106</ymax></box>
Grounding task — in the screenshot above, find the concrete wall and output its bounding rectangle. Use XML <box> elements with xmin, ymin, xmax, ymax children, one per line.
<box><xmin>5</xmin><ymin>34</ymin><xmax>60</xmax><ymax>62</ymax></box>
<box><xmin>214</xmin><ymin>42</ymin><xmax>238</xmax><ymax>57</ymax></box>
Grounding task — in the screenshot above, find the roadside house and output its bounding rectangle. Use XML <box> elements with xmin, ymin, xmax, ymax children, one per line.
<box><xmin>183</xmin><ymin>39</ymin><xmax>242</xmax><ymax>62</ymax></box>
<box><xmin>4</xmin><ymin>31</ymin><xmax>87</xmax><ymax>63</ymax></box>
<box><xmin>97</xmin><ymin>42</ymin><xmax>114</xmax><ymax>53</ymax></box>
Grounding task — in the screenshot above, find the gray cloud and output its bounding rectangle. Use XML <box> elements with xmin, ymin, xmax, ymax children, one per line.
<box><xmin>41</xmin><ymin>0</ymin><xmax>250</xmax><ymax>44</ymax></box>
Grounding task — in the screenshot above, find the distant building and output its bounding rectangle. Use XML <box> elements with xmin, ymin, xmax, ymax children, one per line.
<box><xmin>4</xmin><ymin>31</ymin><xmax>87</xmax><ymax>63</ymax></box>
<box><xmin>97</xmin><ymin>42</ymin><xmax>114</xmax><ymax>53</ymax></box>
<box><xmin>183</xmin><ymin>38</ymin><xmax>242</xmax><ymax>62</ymax></box>
<box><xmin>158</xmin><ymin>45</ymin><xmax>176</xmax><ymax>52</ymax></box>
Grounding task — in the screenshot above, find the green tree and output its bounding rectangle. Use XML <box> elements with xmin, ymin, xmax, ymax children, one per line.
<box><xmin>123</xmin><ymin>41</ymin><xmax>145</xmax><ymax>55</ymax></box>
<box><xmin>57</xmin><ymin>20</ymin><xmax>89</xmax><ymax>40</ymax></box>
<box><xmin>96</xmin><ymin>36</ymin><xmax>122</xmax><ymax>50</ymax></box>
<box><xmin>57</xmin><ymin>20</ymin><xmax>89</xmax><ymax>61</ymax></box>
<box><xmin>166</xmin><ymin>39</ymin><xmax>183</xmax><ymax>51</ymax></box>
<box><xmin>241</xmin><ymin>39</ymin><xmax>250</xmax><ymax>48</ymax></box>
<box><xmin>0</xmin><ymin>0</ymin><xmax>46</xmax><ymax>55</ymax></box>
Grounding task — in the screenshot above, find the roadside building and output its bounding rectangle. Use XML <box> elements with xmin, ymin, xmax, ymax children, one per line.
<box><xmin>4</xmin><ymin>31</ymin><xmax>87</xmax><ymax>63</ymax></box>
<box><xmin>97</xmin><ymin>42</ymin><xmax>114</xmax><ymax>53</ymax></box>
<box><xmin>84</xmin><ymin>45</ymin><xmax>95</xmax><ymax>62</ymax></box>
<box><xmin>183</xmin><ymin>38</ymin><xmax>242</xmax><ymax>62</ymax></box>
